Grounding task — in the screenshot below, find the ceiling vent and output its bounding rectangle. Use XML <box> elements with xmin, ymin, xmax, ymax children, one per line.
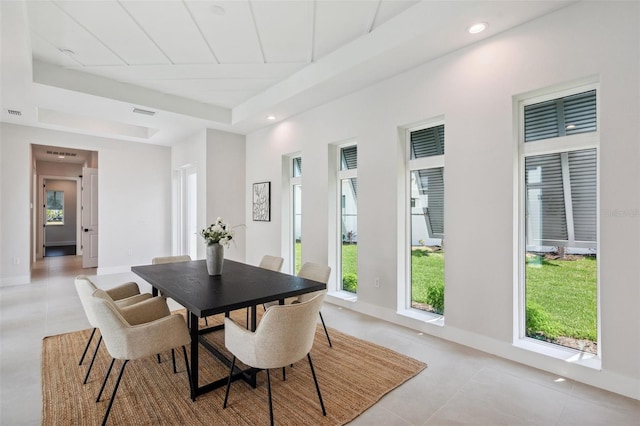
<box><xmin>8</xmin><ymin>109</ymin><xmax>21</xmax><ymax>116</ymax></box>
<box><xmin>132</xmin><ymin>107</ymin><xmax>156</xmax><ymax>116</ymax></box>
<box><xmin>46</xmin><ymin>150</ymin><xmax>77</xmax><ymax>157</ymax></box>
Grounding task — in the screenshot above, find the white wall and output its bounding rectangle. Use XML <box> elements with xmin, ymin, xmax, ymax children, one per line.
<box><xmin>244</xmin><ymin>2</ymin><xmax>639</xmax><ymax>398</ymax></box>
<box><xmin>205</xmin><ymin>129</ymin><xmax>246</xmax><ymax>262</ymax></box>
<box><xmin>0</xmin><ymin>123</ymin><xmax>172</xmax><ymax>282</ymax></box>
<box><xmin>172</xmin><ymin>130</ymin><xmax>207</xmax><ymax>259</ymax></box>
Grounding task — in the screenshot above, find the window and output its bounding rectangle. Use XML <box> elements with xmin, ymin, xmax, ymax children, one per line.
<box><xmin>291</xmin><ymin>157</ymin><xmax>302</xmax><ymax>274</ymax></box>
<box><xmin>46</xmin><ymin>190</ymin><xmax>64</xmax><ymax>225</ymax></box>
<box><xmin>408</xmin><ymin>123</ymin><xmax>445</xmax><ymax>314</ymax></box>
<box><xmin>338</xmin><ymin>145</ymin><xmax>358</xmax><ymax>293</ymax></box>
<box><xmin>174</xmin><ymin>166</ymin><xmax>198</xmax><ymax>259</ymax></box>
<box><xmin>520</xmin><ymin>86</ymin><xmax>598</xmax><ymax>355</ymax></box>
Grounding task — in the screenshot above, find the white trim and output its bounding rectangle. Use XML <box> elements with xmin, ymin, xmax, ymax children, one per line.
<box><xmin>0</xmin><ymin>275</ymin><xmax>32</xmax><ymax>287</ymax></box>
<box><xmin>516</xmin><ymin>82</ymin><xmax>601</xmax><ymax>358</ymax></box>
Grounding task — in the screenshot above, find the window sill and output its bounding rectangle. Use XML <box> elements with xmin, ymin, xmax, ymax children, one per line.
<box><xmin>514</xmin><ymin>337</ymin><xmax>601</xmax><ymax>370</ymax></box>
<box><xmin>327</xmin><ymin>290</ymin><xmax>357</xmax><ymax>302</ymax></box>
<box><xmin>398</xmin><ymin>308</ymin><xmax>444</xmax><ymax>327</ymax></box>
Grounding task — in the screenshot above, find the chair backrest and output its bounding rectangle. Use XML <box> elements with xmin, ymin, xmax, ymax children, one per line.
<box><xmin>151</xmin><ymin>255</ymin><xmax>192</xmax><ymax>265</ymax></box>
<box><xmin>75</xmin><ymin>275</ymin><xmax>100</xmax><ymax>327</ymax></box>
<box><xmin>296</xmin><ymin>263</ymin><xmax>331</xmax><ymax>302</ymax></box>
<box><xmin>88</xmin><ymin>289</ymin><xmax>132</xmax><ymax>360</ymax></box>
<box><xmin>254</xmin><ymin>292</ymin><xmax>326</xmax><ymax>368</ymax></box>
<box><xmin>258</xmin><ymin>255</ymin><xmax>284</xmax><ymax>272</ymax></box>
<box><xmin>297</xmin><ymin>262</ymin><xmax>331</xmax><ymax>284</ymax></box>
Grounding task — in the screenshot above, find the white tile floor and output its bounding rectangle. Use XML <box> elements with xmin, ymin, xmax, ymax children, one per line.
<box><xmin>1</xmin><ymin>255</ymin><xmax>639</xmax><ymax>425</ymax></box>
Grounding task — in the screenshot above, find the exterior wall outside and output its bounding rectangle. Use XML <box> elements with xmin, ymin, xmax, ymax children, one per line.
<box><xmin>244</xmin><ymin>2</ymin><xmax>640</xmax><ymax>398</ymax></box>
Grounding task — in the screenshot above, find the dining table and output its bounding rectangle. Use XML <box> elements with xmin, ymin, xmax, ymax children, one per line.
<box><xmin>131</xmin><ymin>258</ymin><xmax>326</xmax><ymax>400</ymax></box>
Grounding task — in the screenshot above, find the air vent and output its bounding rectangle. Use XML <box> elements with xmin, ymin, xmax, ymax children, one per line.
<box><xmin>8</xmin><ymin>109</ymin><xmax>21</xmax><ymax>116</ymax></box>
<box><xmin>46</xmin><ymin>150</ymin><xmax>77</xmax><ymax>157</ymax></box>
<box><xmin>132</xmin><ymin>108</ymin><xmax>156</xmax><ymax>116</ymax></box>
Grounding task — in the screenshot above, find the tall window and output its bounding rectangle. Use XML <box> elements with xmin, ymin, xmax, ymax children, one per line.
<box><xmin>174</xmin><ymin>166</ymin><xmax>198</xmax><ymax>259</ymax></box>
<box><xmin>338</xmin><ymin>145</ymin><xmax>358</xmax><ymax>293</ymax></box>
<box><xmin>520</xmin><ymin>87</ymin><xmax>598</xmax><ymax>354</ymax></box>
<box><xmin>291</xmin><ymin>157</ymin><xmax>302</xmax><ymax>274</ymax></box>
<box><xmin>408</xmin><ymin>123</ymin><xmax>445</xmax><ymax>314</ymax></box>
<box><xmin>46</xmin><ymin>190</ymin><xmax>64</xmax><ymax>225</ymax></box>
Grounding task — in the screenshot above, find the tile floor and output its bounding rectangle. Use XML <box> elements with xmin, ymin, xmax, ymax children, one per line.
<box><xmin>1</xmin><ymin>256</ymin><xmax>639</xmax><ymax>425</ymax></box>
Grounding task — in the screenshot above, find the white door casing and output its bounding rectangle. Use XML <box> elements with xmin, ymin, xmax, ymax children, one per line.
<box><xmin>82</xmin><ymin>167</ymin><xmax>98</xmax><ymax>268</ymax></box>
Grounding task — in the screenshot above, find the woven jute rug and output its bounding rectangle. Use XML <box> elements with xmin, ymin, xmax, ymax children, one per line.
<box><xmin>42</xmin><ymin>310</ymin><xmax>426</xmax><ymax>425</ymax></box>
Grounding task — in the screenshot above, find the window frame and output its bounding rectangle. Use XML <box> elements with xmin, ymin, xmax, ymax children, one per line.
<box><xmin>404</xmin><ymin>119</ymin><xmax>446</xmax><ymax>319</ymax></box>
<box><xmin>290</xmin><ymin>156</ymin><xmax>302</xmax><ymax>274</ymax></box>
<box><xmin>45</xmin><ymin>190</ymin><xmax>65</xmax><ymax>226</ymax></box>
<box><xmin>336</xmin><ymin>142</ymin><xmax>358</xmax><ymax>296</ymax></box>
<box><xmin>516</xmin><ymin>82</ymin><xmax>601</xmax><ymax>359</ymax></box>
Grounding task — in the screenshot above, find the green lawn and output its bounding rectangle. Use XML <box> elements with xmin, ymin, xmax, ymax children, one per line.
<box><xmin>525</xmin><ymin>255</ymin><xmax>597</xmax><ymax>342</ymax></box>
<box><xmin>310</xmin><ymin>243</ymin><xmax>598</xmax><ymax>349</ymax></box>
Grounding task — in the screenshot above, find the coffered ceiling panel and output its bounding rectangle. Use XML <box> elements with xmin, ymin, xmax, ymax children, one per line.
<box><xmin>186</xmin><ymin>0</ymin><xmax>264</xmax><ymax>64</ymax></box>
<box><xmin>119</xmin><ymin>0</ymin><xmax>217</xmax><ymax>64</ymax></box>
<box><xmin>26</xmin><ymin>0</ymin><xmax>123</xmax><ymax>66</ymax></box>
<box><xmin>55</xmin><ymin>0</ymin><xmax>170</xmax><ymax>65</ymax></box>
<box><xmin>2</xmin><ymin>0</ymin><xmax>576</xmax><ymax>145</ymax></box>
<box><xmin>251</xmin><ymin>1</ymin><xmax>312</xmax><ymax>63</ymax></box>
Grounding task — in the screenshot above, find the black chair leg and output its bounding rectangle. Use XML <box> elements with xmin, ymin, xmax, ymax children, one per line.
<box><xmin>308</xmin><ymin>353</ymin><xmax>326</xmax><ymax>416</ymax></box>
<box><xmin>96</xmin><ymin>358</ymin><xmax>116</xmax><ymax>402</ymax></box>
<box><xmin>282</xmin><ymin>366</ymin><xmax>286</xmax><ymax>381</ymax></box>
<box><xmin>83</xmin><ymin>335</ymin><xmax>102</xmax><ymax>384</ymax></box>
<box><xmin>318</xmin><ymin>311</ymin><xmax>332</xmax><ymax>347</ymax></box>
<box><xmin>266</xmin><ymin>369</ymin><xmax>274</xmax><ymax>426</ymax></box>
<box><xmin>79</xmin><ymin>328</ymin><xmax>97</xmax><ymax>365</ymax></box>
<box><xmin>171</xmin><ymin>349</ymin><xmax>176</xmax><ymax>373</ymax></box>
<box><xmin>102</xmin><ymin>360</ymin><xmax>128</xmax><ymax>426</ymax></box>
<box><xmin>223</xmin><ymin>356</ymin><xmax>237</xmax><ymax>408</ymax></box>
<box><xmin>182</xmin><ymin>346</ymin><xmax>193</xmax><ymax>395</ymax></box>
<box><xmin>156</xmin><ymin>354</ymin><xmax>161</xmax><ymax>363</ymax></box>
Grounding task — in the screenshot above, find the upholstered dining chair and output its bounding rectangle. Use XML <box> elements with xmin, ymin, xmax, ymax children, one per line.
<box><xmin>89</xmin><ymin>289</ymin><xmax>191</xmax><ymax>426</ymax></box>
<box><xmin>258</xmin><ymin>254</ymin><xmax>284</xmax><ymax>272</ymax></box>
<box><xmin>296</xmin><ymin>262</ymin><xmax>333</xmax><ymax>347</ymax></box>
<box><xmin>75</xmin><ymin>276</ymin><xmax>152</xmax><ymax>384</ymax></box>
<box><xmin>151</xmin><ymin>255</ymin><xmax>192</xmax><ymax>265</ymax></box>
<box><xmin>251</xmin><ymin>255</ymin><xmax>285</xmax><ymax>323</ymax></box>
<box><xmin>223</xmin><ymin>292</ymin><xmax>327</xmax><ymax>426</ymax></box>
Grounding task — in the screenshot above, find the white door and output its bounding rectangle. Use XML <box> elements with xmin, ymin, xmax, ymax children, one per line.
<box><xmin>82</xmin><ymin>167</ymin><xmax>98</xmax><ymax>268</ymax></box>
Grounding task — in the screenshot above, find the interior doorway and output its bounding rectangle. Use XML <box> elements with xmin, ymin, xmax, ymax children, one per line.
<box><xmin>31</xmin><ymin>145</ymin><xmax>98</xmax><ymax>268</ymax></box>
<box><xmin>42</xmin><ymin>177</ymin><xmax>81</xmax><ymax>257</ymax></box>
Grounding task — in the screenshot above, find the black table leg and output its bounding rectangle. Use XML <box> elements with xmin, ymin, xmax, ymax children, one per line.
<box><xmin>152</xmin><ymin>287</ymin><xmax>158</xmax><ymax>297</ymax></box>
<box><xmin>189</xmin><ymin>311</ymin><xmax>199</xmax><ymax>401</ymax></box>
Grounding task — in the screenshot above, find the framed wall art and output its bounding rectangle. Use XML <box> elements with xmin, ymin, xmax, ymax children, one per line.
<box><xmin>252</xmin><ymin>181</ymin><xmax>271</xmax><ymax>221</ymax></box>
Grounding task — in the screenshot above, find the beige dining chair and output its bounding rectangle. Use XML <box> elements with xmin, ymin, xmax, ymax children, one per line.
<box><xmin>258</xmin><ymin>255</ymin><xmax>284</xmax><ymax>272</ymax></box>
<box><xmin>151</xmin><ymin>255</ymin><xmax>192</xmax><ymax>265</ymax></box>
<box><xmin>223</xmin><ymin>292</ymin><xmax>327</xmax><ymax>425</ymax></box>
<box><xmin>75</xmin><ymin>276</ymin><xmax>153</xmax><ymax>384</ymax></box>
<box><xmin>89</xmin><ymin>289</ymin><xmax>191</xmax><ymax>426</ymax></box>
<box><xmin>296</xmin><ymin>262</ymin><xmax>333</xmax><ymax>347</ymax></box>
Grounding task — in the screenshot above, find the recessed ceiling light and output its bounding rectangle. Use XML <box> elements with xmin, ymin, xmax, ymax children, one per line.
<box><xmin>467</xmin><ymin>22</ymin><xmax>488</xmax><ymax>34</ymax></box>
<box><xmin>211</xmin><ymin>4</ymin><xmax>226</xmax><ymax>15</ymax></box>
<box><xmin>58</xmin><ymin>48</ymin><xmax>75</xmax><ymax>56</ymax></box>
<box><xmin>267</xmin><ymin>115</ymin><xmax>276</xmax><ymax>121</ymax></box>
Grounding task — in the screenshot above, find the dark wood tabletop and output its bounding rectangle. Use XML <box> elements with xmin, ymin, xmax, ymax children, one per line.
<box><xmin>132</xmin><ymin>258</ymin><xmax>327</xmax><ymax>399</ymax></box>
<box><xmin>131</xmin><ymin>259</ymin><xmax>326</xmax><ymax>318</ymax></box>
